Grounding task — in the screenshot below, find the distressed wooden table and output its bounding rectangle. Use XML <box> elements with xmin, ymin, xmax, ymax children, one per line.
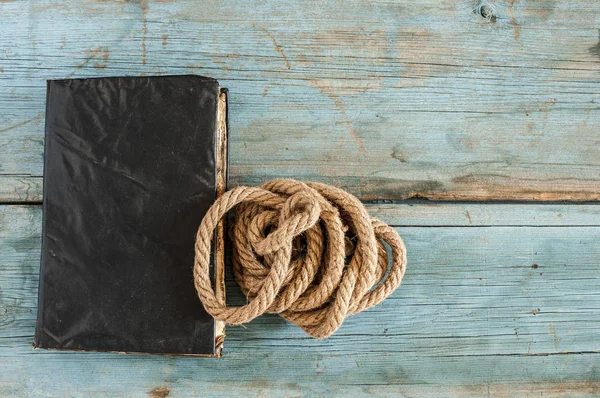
<box><xmin>1</xmin><ymin>1</ymin><xmax>599</xmax><ymax>396</ymax></box>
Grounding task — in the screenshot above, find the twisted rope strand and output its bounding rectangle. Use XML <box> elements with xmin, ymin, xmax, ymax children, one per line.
<box><xmin>193</xmin><ymin>179</ymin><xmax>407</xmax><ymax>338</ymax></box>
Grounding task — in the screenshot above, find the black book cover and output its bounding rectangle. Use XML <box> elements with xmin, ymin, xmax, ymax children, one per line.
<box><xmin>34</xmin><ymin>75</ymin><xmax>227</xmax><ymax>356</ymax></box>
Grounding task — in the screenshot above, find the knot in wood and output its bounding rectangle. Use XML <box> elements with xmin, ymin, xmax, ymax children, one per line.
<box><xmin>193</xmin><ymin>179</ymin><xmax>407</xmax><ymax>338</ymax></box>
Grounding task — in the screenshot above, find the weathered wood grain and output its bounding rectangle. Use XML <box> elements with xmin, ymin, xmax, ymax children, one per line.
<box><xmin>1</xmin><ymin>0</ymin><xmax>599</xmax><ymax>202</ymax></box>
<box><xmin>2</xmin><ymin>0</ymin><xmax>600</xmax><ymax>395</ymax></box>
<box><xmin>366</xmin><ymin>202</ymin><xmax>600</xmax><ymax>226</ymax></box>
<box><xmin>1</xmin><ymin>204</ymin><xmax>599</xmax><ymax>396</ymax></box>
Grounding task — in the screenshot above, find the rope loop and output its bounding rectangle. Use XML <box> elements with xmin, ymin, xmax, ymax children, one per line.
<box><xmin>194</xmin><ymin>179</ymin><xmax>407</xmax><ymax>338</ymax></box>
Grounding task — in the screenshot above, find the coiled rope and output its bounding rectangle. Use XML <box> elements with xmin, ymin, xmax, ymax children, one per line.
<box><xmin>193</xmin><ymin>179</ymin><xmax>407</xmax><ymax>338</ymax></box>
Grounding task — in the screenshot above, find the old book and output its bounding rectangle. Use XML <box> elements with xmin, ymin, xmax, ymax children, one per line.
<box><xmin>34</xmin><ymin>75</ymin><xmax>227</xmax><ymax>356</ymax></box>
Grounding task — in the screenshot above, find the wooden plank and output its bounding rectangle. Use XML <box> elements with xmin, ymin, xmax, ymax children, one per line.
<box><xmin>1</xmin><ymin>0</ymin><xmax>599</xmax><ymax>202</ymax></box>
<box><xmin>1</xmin><ymin>205</ymin><xmax>599</xmax><ymax>396</ymax></box>
<box><xmin>0</xmin><ymin>176</ymin><xmax>42</xmax><ymax>203</ymax></box>
<box><xmin>365</xmin><ymin>202</ymin><xmax>600</xmax><ymax>226</ymax></box>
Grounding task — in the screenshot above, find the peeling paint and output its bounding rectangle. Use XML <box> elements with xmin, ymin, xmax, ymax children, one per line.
<box><xmin>147</xmin><ymin>385</ymin><xmax>170</xmax><ymax>398</ymax></box>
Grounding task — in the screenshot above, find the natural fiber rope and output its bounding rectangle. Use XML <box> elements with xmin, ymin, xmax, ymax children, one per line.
<box><xmin>193</xmin><ymin>179</ymin><xmax>407</xmax><ymax>338</ymax></box>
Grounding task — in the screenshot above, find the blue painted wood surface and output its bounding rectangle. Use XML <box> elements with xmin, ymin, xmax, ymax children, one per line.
<box><xmin>1</xmin><ymin>0</ymin><xmax>600</xmax><ymax>396</ymax></box>
<box><xmin>2</xmin><ymin>205</ymin><xmax>600</xmax><ymax>396</ymax></box>
<box><xmin>0</xmin><ymin>0</ymin><xmax>599</xmax><ymax>202</ymax></box>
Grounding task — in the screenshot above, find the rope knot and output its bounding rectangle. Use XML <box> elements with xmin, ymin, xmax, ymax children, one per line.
<box><xmin>254</xmin><ymin>191</ymin><xmax>321</xmax><ymax>256</ymax></box>
<box><xmin>194</xmin><ymin>179</ymin><xmax>407</xmax><ymax>338</ymax></box>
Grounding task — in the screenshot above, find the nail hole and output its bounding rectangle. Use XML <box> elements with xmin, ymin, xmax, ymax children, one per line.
<box><xmin>479</xmin><ymin>4</ymin><xmax>496</xmax><ymax>21</ymax></box>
